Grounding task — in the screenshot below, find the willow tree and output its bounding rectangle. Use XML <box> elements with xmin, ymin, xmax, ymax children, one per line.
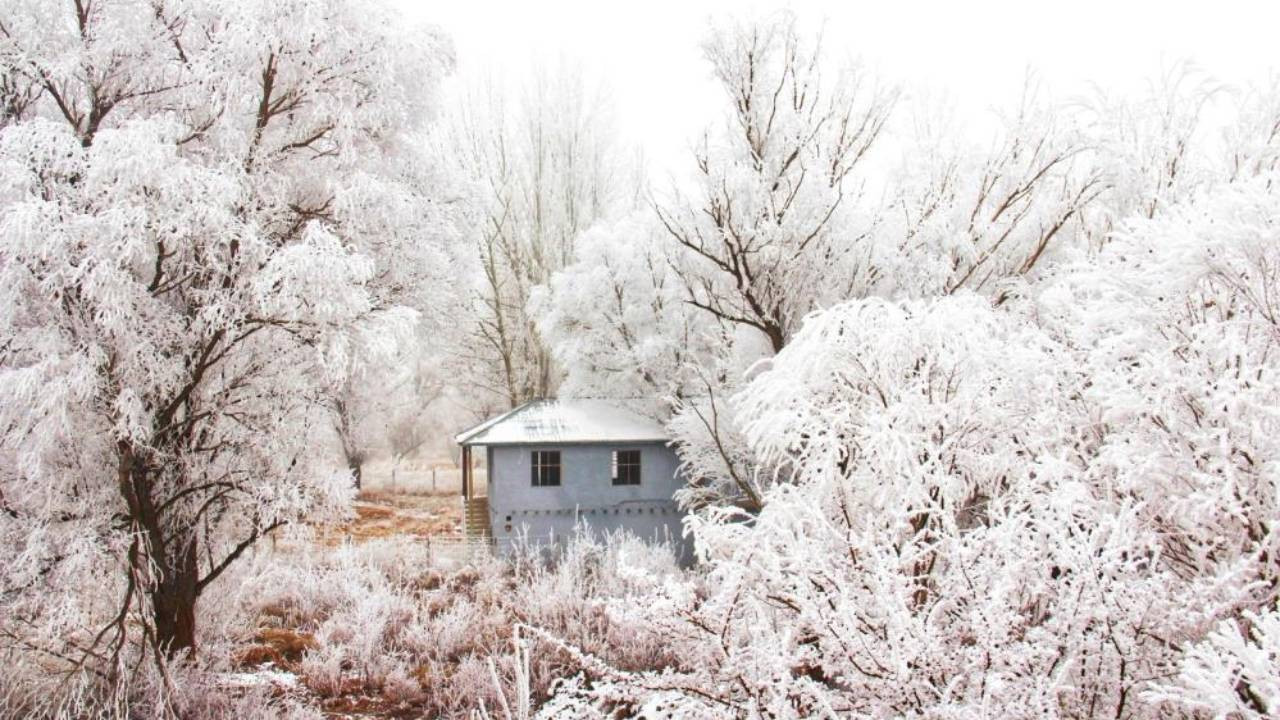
<box><xmin>0</xmin><ymin>0</ymin><xmax>454</xmax><ymax>692</ymax></box>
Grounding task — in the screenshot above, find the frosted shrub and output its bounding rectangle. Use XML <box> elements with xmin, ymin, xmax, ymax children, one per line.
<box><xmin>1147</xmin><ymin>608</ymin><xmax>1280</xmax><ymax>718</ymax></box>
<box><xmin>540</xmin><ymin>175</ymin><xmax>1280</xmax><ymax>718</ymax></box>
<box><xmin>210</xmin><ymin>531</ymin><xmax>687</xmax><ymax>718</ymax></box>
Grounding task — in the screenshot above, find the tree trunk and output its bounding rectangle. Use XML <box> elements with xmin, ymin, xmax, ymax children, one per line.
<box><xmin>349</xmin><ymin>455</ymin><xmax>363</xmax><ymax>490</ymax></box>
<box><xmin>151</xmin><ymin>539</ymin><xmax>200</xmax><ymax>659</ymax></box>
<box><xmin>118</xmin><ymin>441</ymin><xmax>202</xmax><ymax>660</ymax></box>
<box><xmin>765</xmin><ymin>322</ymin><xmax>786</xmax><ymax>355</ymax></box>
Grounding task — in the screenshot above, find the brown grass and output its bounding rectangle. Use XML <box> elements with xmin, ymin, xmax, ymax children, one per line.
<box><xmin>256</xmin><ymin>627</ymin><xmax>318</xmax><ymax>660</ymax></box>
<box><xmin>236</xmin><ymin>492</ymin><xmax>471</xmax><ymax>715</ymax></box>
<box><xmin>316</xmin><ymin>492</ymin><xmax>462</xmax><ymax>545</ymax></box>
<box><xmin>234</xmin><ymin>627</ymin><xmax>318</xmax><ymax>669</ymax></box>
<box><xmin>234</xmin><ymin>644</ymin><xmax>282</xmax><ymax>667</ymax></box>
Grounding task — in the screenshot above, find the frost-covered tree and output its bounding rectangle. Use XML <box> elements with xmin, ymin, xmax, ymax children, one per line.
<box><xmin>1078</xmin><ymin>65</ymin><xmax>1224</xmax><ymax>248</ymax></box>
<box><xmin>885</xmin><ymin>83</ymin><xmax>1105</xmax><ymax>300</ymax></box>
<box><xmin>1224</xmin><ymin>77</ymin><xmax>1280</xmax><ymax>182</ymax></box>
<box><xmin>1039</xmin><ymin>174</ymin><xmax>1280</xmax><ymax>718</ymax></box>
<box><xmin>1149</xmin><ymin>608</ymin><xmax>1280</xmax><ymax>718</ymax></box>
<box><xmin>319</xmin><ymin>146</ymin><xmax>459</xmax><ymax>490</ymax></box>
<box><xmin>655</xmin><ymin>12</ymin><xmax>894</xmax><ymax>355</ymax></box>
<box><xmin>548</xmin><ymin>294</ymin><xmax>1140</xmax><ymax>716</ymax></box>
<box><xmin>324</xmin><ymin>318</ymin><xmax>420</xmax><ymax>490</ymax></box>
<box><xmin>541</xmin><ymin>18</ymin><xmax>1109</xmax><ymax>509</ymax></box>
<box><xmin>383</xmin><ymin>347</ymin><xmax>448</xmax><ymax>485</ymax></box>
<box><xmin>542</xmin><ymin>170</ymin><xmax>1280</xmax><ymax>719</ymax></box>
<box><xmin>1079</xmin><ymin>67</ymin><xmax>1280</xmax><ymax>245</ymax></box>
<box><xmin>533</xmin><ymin>214</ymin><xmax>723</xmax><ymax>406</ymax></box>
<box><xmin>540</xmin><ymin>13</ymin><xmax>894</xmax><ymax>509</ymax></box>
<box><xmin>436</xmin><ymin>67</ymin><xmax>638</xmax><ymax>411</ymax></box>
<box><xmin>0</xmin><ymin>0</ymin><xmax>454</xmax><ymax>698</ymax></box>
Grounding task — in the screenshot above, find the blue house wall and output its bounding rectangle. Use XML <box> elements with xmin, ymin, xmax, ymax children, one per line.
<box><xmin>486</xmin><ymin>442</ymin><xmax>691</xmax><ymax>561</ymax></box>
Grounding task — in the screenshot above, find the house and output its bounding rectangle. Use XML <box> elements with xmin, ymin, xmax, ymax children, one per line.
<box><xmin>454</xmin><ymin>399</ymin><xmax>691</xmax><ymax>561</ymax></box>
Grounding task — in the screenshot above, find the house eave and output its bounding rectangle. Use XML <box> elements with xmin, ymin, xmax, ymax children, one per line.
<box><xmin>459</xmin><ymin>437</ymin><xmax>673</xmax><ymax>448</ymax></box>
<box><xmin>453</xmin><ymin>401</ymin><xmax>536</xmax><ymax>445</ymax></box>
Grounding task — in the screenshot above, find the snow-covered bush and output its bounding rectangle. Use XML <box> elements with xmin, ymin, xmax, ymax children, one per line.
<box><xmin>0</xmin><ymin>529</ymin><xmax>688</xmax><ymax>718</ymax></box>
<box><xmin>1147</xmin><ymin>608</ymin><xmax>1280</xmax><ymax>719</ymax></box>
<box><xmin>538</xmin><ymin>173</ymin><xmax>1280</xmax><ymax>718</ymax></box>
<box><xmin>202</xmin><ymin>531</ymin><xmax>686</xmax><ymax>719</ymax></box>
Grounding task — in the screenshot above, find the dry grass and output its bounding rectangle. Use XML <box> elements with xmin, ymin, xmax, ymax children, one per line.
<box><xmin>316</xmin><ymin>492</ymin><xmax>462</xmax><ymax>545</ymax></box>
<box><xmin>233</xmin><ymin>628</ymin><xmax>318</xmax><ymax>669</ymax></box>
<box><xmin>222</xmin><ymin>526</ymin><xmax>688</xmax><ymax>719</ymax></box>
<box><xmin>357</xmin><ymin>457</ymin><xmax>487</xmax><ymax>497</ymax></box>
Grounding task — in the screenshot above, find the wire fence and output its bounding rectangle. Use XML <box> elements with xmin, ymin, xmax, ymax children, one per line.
<box><xmin>360</xmin><ymin>462</ymin><xmax>489</xmax><ymax>497</ymax></box>
<box><xmin>417</xmin><ymin>534</ymin><xmax>494</xmax><ymax>566</ymax></box>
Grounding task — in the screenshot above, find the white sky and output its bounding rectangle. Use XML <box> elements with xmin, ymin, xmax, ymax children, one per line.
<box><xmin>399</xmin><ymin>0</ymin><xmax>1280</xmax><ymax>176</ymax></box>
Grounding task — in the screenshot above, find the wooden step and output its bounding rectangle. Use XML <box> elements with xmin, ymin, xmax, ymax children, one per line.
<box><xmin>462</xmin><ymin>496</ymin><xmax>492</xmax><ymax>540</ymax></box>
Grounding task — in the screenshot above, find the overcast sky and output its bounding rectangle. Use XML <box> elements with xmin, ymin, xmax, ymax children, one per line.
<box><xmin>398</xmin><ymin>0</ymin><xmax>1280</xmax><ymax>176</ymax></box>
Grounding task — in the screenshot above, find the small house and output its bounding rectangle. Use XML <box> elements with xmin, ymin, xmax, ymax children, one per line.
<box><xmin>454</xmin><ymin>399</ymin><xmax>691</xmax><ymax>561</ymax></box>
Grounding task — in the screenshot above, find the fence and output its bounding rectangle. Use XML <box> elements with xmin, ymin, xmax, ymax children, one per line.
<box><xmin>418</xmin><ymin>534</ymin><xmax>494</xmax><ymax>566</ymax></box>
<box><xmin>361</xmin><ymin>461</ymin><xmax>489</xmax><ymax>497</ymax></box>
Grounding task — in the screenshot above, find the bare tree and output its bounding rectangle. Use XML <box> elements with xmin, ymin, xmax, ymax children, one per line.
<box><xmin>888</xmin><ymin>82</ymin><xmax>1106</xmax><ymax>301</ymax></box>
<box><xmin>437</xmin><ymin>66</ymin><xmax>637</xmax><ymax>409</ymax></box>
<box><xmin>655</xmin><ymin>13</ymin><xmax>896</xmax><ymax>354</ymax></box>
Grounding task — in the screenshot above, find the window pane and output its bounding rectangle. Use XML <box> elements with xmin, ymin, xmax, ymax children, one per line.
<box><xmin>613</xmin><ymin>449</ymin><xmax>641</xmax><ymax>485</ymax></box>
<box><xmin>532</xmin><ymin>450</ymin><xmax>561</xmax><ymax>486</ymax></box>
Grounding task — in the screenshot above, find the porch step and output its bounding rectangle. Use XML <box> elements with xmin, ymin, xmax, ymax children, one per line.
<box><xmin>463</xmin><ymin>496</ymin><xmax>491</xmax><ymax>541</ymax></box>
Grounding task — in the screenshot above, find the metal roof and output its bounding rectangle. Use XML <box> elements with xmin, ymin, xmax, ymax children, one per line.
<box><xmin>455</xmin><ymin>399</ymin><xmax>671</xmax><ymax>446</ymax></box>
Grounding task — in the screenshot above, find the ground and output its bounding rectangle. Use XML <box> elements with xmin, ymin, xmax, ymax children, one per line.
<box><xmin>310</xmin><ymin>456</ymin><xmax>468</xmax><ymax>544</ymax></box>
<box><xmin>323</xmin><ymin>493</ymin><xmax>462</xmax><ymax>544</ymax></box>
<box><xmin>229</xmin><ymin>456</ymin><xmax>486</xmax><ymax>718</ymax></box>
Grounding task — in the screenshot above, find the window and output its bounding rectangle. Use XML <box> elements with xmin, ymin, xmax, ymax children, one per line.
<box><xmin>611</xmin><ymin>450</ymin><xmax>641</xmax><ymax>486</ymax></box>
<box><xmin>531</xmin><ymin>450</ymin><xmax>561</xmax><ymax>487</ymax></box>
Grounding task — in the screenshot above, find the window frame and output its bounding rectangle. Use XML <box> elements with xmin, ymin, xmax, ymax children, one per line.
<box><xmin>611</xmin><ymin>449</ymin><xmax>642</xmax><ymax>486</ymax></box>
<box><xmin>531</xmin><ymin>449</ymin><xmax>561</xmax><ymax>487</ymax></box>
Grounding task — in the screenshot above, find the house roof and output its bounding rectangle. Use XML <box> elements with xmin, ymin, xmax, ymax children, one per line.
<box><xmin>454</xmin><ymin>399</ymin><xmax>671</xmax><ymax>446</ymax></box>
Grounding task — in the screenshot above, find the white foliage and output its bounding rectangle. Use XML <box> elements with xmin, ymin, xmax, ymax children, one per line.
<box><xmin>542</xmin><ymin>173</ymin><xmax>1280</xmax><ymax>718</ymax></box>
<box><xmin>0</xmin><ymin>0</ymin><xmax>456</xmax><ymax>711</ymax></box>
<box><xmin>1147</xmin><ymin>608</ymin><xmax>1280</xmax><ymax>718</ymax></box>
<box><xmin>534</xmin><ymin>213</ymin><xmax>724</xmax><ymax>408</ymax></box>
